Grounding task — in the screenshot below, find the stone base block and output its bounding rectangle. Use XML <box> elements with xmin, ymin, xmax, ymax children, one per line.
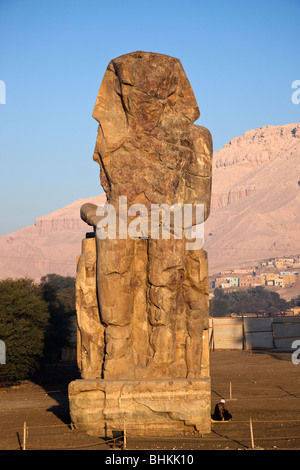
<box><xmin>68</xmin><ymin>377</ymin><xmax>211</xmax><ymax>437</ymax></box>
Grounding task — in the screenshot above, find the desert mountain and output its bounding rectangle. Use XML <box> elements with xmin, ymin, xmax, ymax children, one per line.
<box><xmin>205</xmin><ymin>123</ymin><xmax>300</xmax><ymax>272</ymax></box>
<box><xmin>0</xmin><ymin>194</ymin><xmax>106</xmax><ymax>280</ymax></box>
<box><xmin>0</xmin><ymin>123</ymin><xmax>299</xmax><ymax>280</ymax></box>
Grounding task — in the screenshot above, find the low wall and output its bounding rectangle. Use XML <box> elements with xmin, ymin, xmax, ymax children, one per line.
<box><xmin>209</xmin><ymin>316</ymin><xmax>300</xmax><ymax>350</ymax></box>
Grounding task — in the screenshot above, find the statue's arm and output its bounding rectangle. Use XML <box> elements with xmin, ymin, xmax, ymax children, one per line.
<box><xmin>80</xmin><ymin>203</ymin><xmax>101</xmax><ymax>227</ymax></box>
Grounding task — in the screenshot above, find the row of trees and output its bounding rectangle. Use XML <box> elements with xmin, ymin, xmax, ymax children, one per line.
<box><xmin>1</xmin><ymin>277</ymin><xmax>299</xmax><ymax>381</ymax></box>
<box><xmin>0</xmin><ymin>275</ymin><xmax>76</xmax><ymax>382</ymax></box>
<box><xmin>210</xmin><ymin>286</ymin><xmax>298</xmax><ymax>317</ymax></box>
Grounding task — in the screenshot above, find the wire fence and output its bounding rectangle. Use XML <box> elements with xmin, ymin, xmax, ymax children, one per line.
<box><xmin>1</xmin><ymin>412</ymin><xmax>300</xmax><ymax>451</ymax></box>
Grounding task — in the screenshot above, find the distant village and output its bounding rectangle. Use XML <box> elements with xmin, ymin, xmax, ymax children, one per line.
<box><xmin>210</xmin><ymin>254</ymin><xmax>300</xmax><ymax>316</ymax></box>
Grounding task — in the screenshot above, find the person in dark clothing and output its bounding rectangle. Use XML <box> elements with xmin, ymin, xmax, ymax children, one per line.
<box><xmin>212</xmin><ymin>399</ymin><xmax>232</xmax><ymax>421</ymax></box>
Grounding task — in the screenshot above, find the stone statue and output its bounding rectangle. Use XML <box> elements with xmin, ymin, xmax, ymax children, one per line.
<box><xmin>70</xmin><ymin>51</ymin><xmax>213</xmax><ymax>436</ymax></box>
<box><xmin>76</xmin><ymin>236</ymin><xmax>104</xmax><ymax>378</ymax></box>
<box><xmin>79</xmin><ymin>51</ymin><xmax>212</xmax><ymax>381</ymax></box>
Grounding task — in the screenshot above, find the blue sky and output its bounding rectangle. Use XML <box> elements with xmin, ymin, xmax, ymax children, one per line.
<box><xmin>0</xmin><ymin>0</ymin><xmax>299</xmax><ymax>235</ymax></box>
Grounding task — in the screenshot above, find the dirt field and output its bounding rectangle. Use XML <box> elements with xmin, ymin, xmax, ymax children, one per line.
<box><xmin>1</xmin><ymin>349</ymin><xmax>300</xmax><ymax>451</ymax></box>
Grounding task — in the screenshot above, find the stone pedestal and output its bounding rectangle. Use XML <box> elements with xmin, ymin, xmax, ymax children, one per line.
<box><xmin>68</xmin><ymin>377</ymin><xmax>211</xmax><ymax>437</ymax></box>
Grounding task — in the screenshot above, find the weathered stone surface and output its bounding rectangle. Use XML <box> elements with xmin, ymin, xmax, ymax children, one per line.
<box><xmin>79</xmin><ymin>51</ymin><xmax>213</xmax><ymax>381</ymax></box>
<box><xmin>69</xmin><ymin>376</ymin><xmax>211</xmax><ymax>437</ymax></box>
<box><xmin>70</xmin><ymin>51</ymin><xmax>213</xmax><ymax>435</ymax></box>
<box><xmin>91</xmin><ymin>51</ymin><xmax>212</xmax><ymax>217</ymax></box>
<box><xmin>76</xmin><ymin>236</ymin><xmax>104</xmax><ymax>378</ymax></box>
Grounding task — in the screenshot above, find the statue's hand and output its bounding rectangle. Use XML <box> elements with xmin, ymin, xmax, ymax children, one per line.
<box><xmin>80</xmin><ymin>203</ymin><xmax>101</xmax><ymax>227</ymax></box>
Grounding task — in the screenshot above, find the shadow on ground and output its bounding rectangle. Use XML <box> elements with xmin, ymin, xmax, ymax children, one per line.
<box><xmin>33</xmin><ymin>361</ymin><xmax>80</xmax><ymax>424</ymax></box>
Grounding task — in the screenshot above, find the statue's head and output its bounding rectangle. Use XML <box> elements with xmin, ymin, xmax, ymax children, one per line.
<box><xmin>92</xmin><ymin>51</ymin><xmax>200</xmax><ymax>159</ymax></box>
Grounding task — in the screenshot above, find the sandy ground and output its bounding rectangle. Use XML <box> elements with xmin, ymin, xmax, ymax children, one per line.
<box><xmin>1</xmin><ymin>350</ymin><xmax>300</xmax><ymax>452</ymax></box>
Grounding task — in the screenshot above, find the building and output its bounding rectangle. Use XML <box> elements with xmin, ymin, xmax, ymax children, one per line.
<box><xmin>219</xmin><ymin>283</ymin><xmax>231</xmax><ymax>289</ymax></box>
<box><xmin>280</xmin><ymin>271</ymin><xmax>298</xmax><ymax>277</ymax></box>
<box><xmin>226</xmin><ymin>277</ymin><xmax>239</xmax><ymax>287</ymax></box>
<box><xmin>261</xmin><ymin>272</ymin><xmax>296</xmax><ymax>287</ymax></box>
<box><xmin>282</xmin><ymin>274</ymin><xmax>296</xmax><ymax>287</ymax></box>
<box><xmin>213</xmin><ymin>275</ymin><xmax>240</xmax><ymax>289</ymax></box>
<box><xmin>275</xmin><ymin>257</ymin><xmax>295</xmax><ymax>269</ymax></box>
<box><xmin>239</xmin><ymin>276</ymin><xmax>261</xmax><ymax>287</ymax></box>
<box><xmin>255</xmin><ymin>275</ymin><xmax>266</xmax><ymax>285</ymax></box>
<box><xmin>265</xmin><ymin>273</ymin><xmax>278</xmax><ymax>282</ymax></box>
<box><xmin>274</xmin><ymin>278</ymin><xmax>283</xmax><ymax>287</ymax></box>
<box><xmin>214</xmin><ymin>276</ymin><xmax>230</xmax><ymax>288</ymax></box>
<box><xmin>232</xmin><ymin>268</ymin><xmax>255</xmax><ymax>275</ymax></box>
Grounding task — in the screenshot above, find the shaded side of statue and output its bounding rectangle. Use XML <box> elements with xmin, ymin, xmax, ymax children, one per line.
<box><xmin>79</xmin><ymin>51</ymin><xmax>213</xmax><ymax>380</ymax></box>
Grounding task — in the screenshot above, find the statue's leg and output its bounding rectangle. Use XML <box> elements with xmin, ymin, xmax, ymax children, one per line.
<box><xmin>95</xmin><ymin>237</ymin><xmax>135</xmax><ymax>378</ymax></box>
<box><xmin>76</xmin><ymin>238</ymin><xmax>105</xmax><ymax>379</ymax></box>
<box><xmin>183</xmin><ymin>248</ymin><xmax>209</xmax><ymax>378</ymax></box>
<box><xmin>79</xmin><ymin>305</ymin><xmax>104</xmax><ymax>379</ymax></box>
<box><xmin>146</xmin><ymin>238</ymin><xmax>186</xmax><ymax>378</ymax></box>
<box><xmin>130</xmin><ymin>238</ymin><xmax>149</xmax><ymax>369</ymax></box>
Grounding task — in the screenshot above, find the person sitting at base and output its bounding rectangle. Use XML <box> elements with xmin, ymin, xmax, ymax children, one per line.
<box><xmin>212</xmin><ymin>399</ymin><xmax>232</xmax><ymax>421</ymax></box>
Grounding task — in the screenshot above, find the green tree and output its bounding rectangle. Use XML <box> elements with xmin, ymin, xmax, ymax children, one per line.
<box><xmin>210</xmin><ymin>297</ymin><xmax>229</xmax><ymax>317</ymax></box>
<box><xmin>0</xmin><ymin>278</ymin><xmax>49</xmax><ymax>381</ymax></box>
<box><xmin>40</xmin><ymin>274</ymin><xmax>76</xmax><ymax>362</ymax></box>
<box><xmin>210</xmin><ymin>286</ymin><xmax>289</xmax><ymax>317</ymax></box>
<box><xmin>291</xmin><ymin>295</ymin><xmax>300</xmax><ymax>307</ymax></box>
<box><xmin>210</xmin><ymin>288</ymin><xmax>230</xmax><ymax>316</ymax></box>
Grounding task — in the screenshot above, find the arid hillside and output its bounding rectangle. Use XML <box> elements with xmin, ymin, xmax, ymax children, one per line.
<box><xmin>0</xmin><ymin>123</ymin><xmax>299</xmax><ymax>280</ymax></box>
<box><xmin>0</xmin><ymin>194</ymin><xmax>106</xmax><ymax>280</ymax></box>
<box><xmin>205</xmin><ymin>123</ymin><xmax>300</xmax><ymax>272</ymax></box>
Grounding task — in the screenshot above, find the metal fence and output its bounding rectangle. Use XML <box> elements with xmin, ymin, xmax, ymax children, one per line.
<box><xmin>209</xmin><ymin>316</ymin><xmax>300</xmax><ymax>350</ymax></box>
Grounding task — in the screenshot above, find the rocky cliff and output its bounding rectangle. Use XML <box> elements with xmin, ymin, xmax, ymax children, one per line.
<box><xmin>205</xmin><ymin>123</ymin><xmax>300</xmax><ymax>271</ymax></box>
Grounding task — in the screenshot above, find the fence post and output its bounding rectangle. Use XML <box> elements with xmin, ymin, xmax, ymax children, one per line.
<box><xmin>242</xmin><ymin>316</ymin><xmax>245</xmax><ymax>350</ymax></box>
<box><xmin>123</xmin><ymin>414</ymin><xmax>127</xmax><ymax>449</ymax></box>
<box><xmin>271</xmin><ymin>317</ymin><xmax>275</xmax><ymax>349</ymax></box>
<box><xmin>23</xmin><ymin>422</ymin><xmax>27</xmax><ymax>450</ymax></box>
<box><xmin>249</xmin><ymin>415</ymin><xmax>254</xmax><ymax>449</ymax></box>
